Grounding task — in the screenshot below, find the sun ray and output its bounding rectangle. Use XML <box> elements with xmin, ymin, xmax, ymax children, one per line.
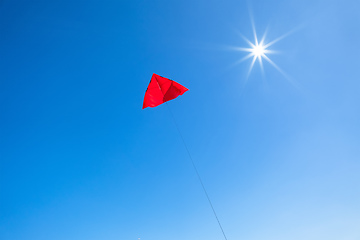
<box><xmin>234</xmin><ymin>47</ymin><xmax>254</xmax><ymax>52</ymax></box>
<box><xmin>258</xmin><ymin>54</ymin><xmax>264</xmax><ymax>75</ymax></box>
<box><xmin>253</xmin><ymin>27</ymin><xmax>258</xmax><ymax>46</ymax></box>
<box><xmin>226</xmin><ymin>52</ymin><xmax>254</xmax><ymax>69</ymax></box>
<box><xmin>263</xmin><ymin>27</ymin><xmax>299</xmax><ymax>48</ymax></box>
<box><xmin>247</xmin><ymin>55</ymin><xmax>257</xmax><ymax>77</ymax></box>
<box><xmin>262</xmin><ymin>54</ymin><xmax>299</xmax><ymax>88</ymax></box>
<box><xmin>260</xmin><ymin>28</ymin><xmax>268</xmax><ymax>46</ymax></box>
<box><xmin>262</xmin><ymin>55</ymin><xmax>283</xmax><ymax>74</ymax></box>
<box><xmin>263</xmin><ymin>33</ymin><xmax>288</xmax><ymax>48</ymax></box>
<box><xmin>241</xmin><ymin>52</ymin><xmax>255</xmax><ymax>62</ymax></box>
<box><xmin>222</xmin><ymin>46</ymin><xmax>253</xmax><ymax>52</ymax></box>
<box><xmin>250</xmin><ymin>13</ymin><xmax>258</xmax><ymax>46</ymax></box>
<box><xmin>240</xmin><ymin>35</ymin><xmax>255</xmax><ymax>48</ymax></box>
<box><xmin>263</xmin><ymin>49</ymin><xmax>279</xmax><ymax>54</ymax></box>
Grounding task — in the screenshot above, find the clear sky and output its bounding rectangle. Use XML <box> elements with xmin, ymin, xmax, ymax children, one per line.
<box><xmin>1</xmin><ymin>0</ymin><xmax>360</xmax><ymax>240</ymax></box>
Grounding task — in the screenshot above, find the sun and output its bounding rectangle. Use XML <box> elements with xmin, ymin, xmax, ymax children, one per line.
<box><xmin>236</xmin><ymin>31</ymin><xmax>278</xmax><ymax>77</ymax></box>
<box><xmin>244</xmin><ymin>40</ymin><xmax>270</xmax><ymax>64</ymax></box>
<box><xmin>252</xmin><ymin>43</ymin><xmax>266</xmax><ymax>58</ymax></box>
<box><xmin>229</xmin><ymin>18</ymin><xmax>298</xmax><ymax>85</ymax></box>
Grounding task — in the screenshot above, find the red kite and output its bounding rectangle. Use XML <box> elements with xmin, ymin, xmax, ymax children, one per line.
<box><xmin>143</xmin><ymin>73</ymin><xmax>188</xmax><ymax>109</ymax></box>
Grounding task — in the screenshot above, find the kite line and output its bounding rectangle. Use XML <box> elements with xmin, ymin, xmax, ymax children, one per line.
<box><xmin>142</xmin><ymin>73</ymin><xmax>228</xmax><ymax>239</ymax></box>
<box><xmin>166</xmin><ymin>103</ymin><xmax>229</xmax><ymax>240</ymax></box>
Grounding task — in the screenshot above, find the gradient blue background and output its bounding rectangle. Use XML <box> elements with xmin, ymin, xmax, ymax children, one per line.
<box><xmin>1</xmin><ymin>0</ymin><xmax>360</xmax><ymax>239</ymax></box>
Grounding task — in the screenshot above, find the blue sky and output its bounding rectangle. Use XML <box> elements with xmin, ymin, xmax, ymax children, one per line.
<box><xmin>1</xmin><ymin>0</ymin><xmax>360</xmax><ymax>240</ymax></box>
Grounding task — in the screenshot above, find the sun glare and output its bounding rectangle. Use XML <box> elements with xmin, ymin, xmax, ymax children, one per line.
<box><xmin>252</xmin><ymin>43</ymin><xmax>265</xmax><ymax>57</ymax></box>
<box><xmin>229</xmin><ymin>18</ymin><xmax>297</xmax><ymax>86</ymax></box>
<box><xmin>234</xmin><ymin>30</ymin><xmax>276</xmax><ymax>77</ymax></box>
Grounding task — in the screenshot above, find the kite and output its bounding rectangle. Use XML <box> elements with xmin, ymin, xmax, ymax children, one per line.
<box><xmin>142</xmin><ymin>73</ymin><xmax>188</xmax><ymax>109</ymax></box>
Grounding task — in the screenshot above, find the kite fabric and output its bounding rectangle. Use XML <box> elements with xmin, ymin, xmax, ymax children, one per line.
<box><xmin>142</xmin><ymin>73</ymin><xmax>188</xmax><ymax>109</ymax></box>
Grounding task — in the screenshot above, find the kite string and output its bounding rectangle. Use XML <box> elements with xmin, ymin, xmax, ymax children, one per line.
<box><xmin>165</xmin><ymin>103</ymin><xmax>228</xmax><ymax>240</ymax></box>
